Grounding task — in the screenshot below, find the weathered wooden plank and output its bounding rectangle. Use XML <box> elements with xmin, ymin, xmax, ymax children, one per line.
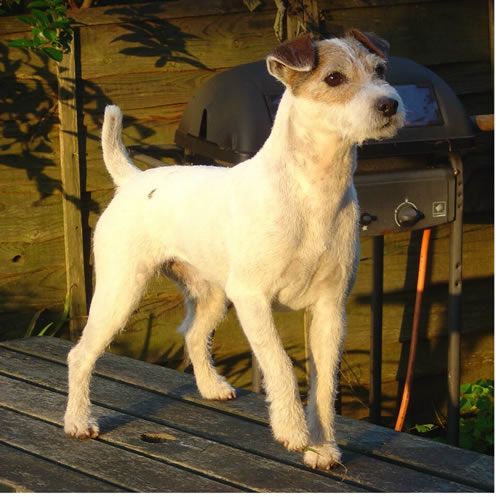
<box><xmin>1</xmin><ymin>376</ymin><xmax>362</xmax><ymax>492</ymax></box>
<box><xmin>0</xmin><ymin>238</ymin><xmax>67</xmax><ymax>337</ymax></box>
<box><xmin>0</xmin><ymin>191</ymin><xmax>63</xmax><ymax>243</ymax></box>
<box><xmin>79</xmin><ymin>11</ymin><xmax>277</xmax><ymax>79</ymax></box>
<box><xmin>0</xmin><ymin>165</ymin><xmax>61</xmax><ymax>194</ymax></box>
<box><xmin>0</xmin><ymin>125</ymin><xmax>60</xmax><ymax>194</ymax></box>
<box><xmin>0</xmin><ymin>194</ymin><xmax>67</xmax><ymax>340</ymax></box>
<box><xmin>459</xmin><ymin>92</ymin><xmax>494</xmax><ymax>115</ymax></box>
<box><xmin>0</xmin><ymin>39</ymin><xmax>57</xmax><ymax>80</ymax></box>
<box><xmin>82</xmin><ymin>69</ymin><xmax>223</xmax><ymax>112</ymax></box>
<box><xmin>0</xmin><ymin>442</ymin><xmax>124</xmax><ymax>492</ymax></box>
<box><xmin>0</xmin><ymin>351</ymin><xmax>484</xmax><ymax>491</ymax></box>
<box><xmin>321</xmin><ymin>0</ymin><xmax>490</xmax><ymax>65</ymax></box>
<box><xmin>319</xmin><ymin>0</ymin><xmax>442</xmax><ymax>9</ymax></box>
<box><xmin>0</xmin><ymin>78</ymin><xmax>57</xmax><ymax>123</ymax></box>
<box><xmin>428</xmin><ymin>61</ymin><xmax>493</xmax><ymax>96</ymax></box>
<box><xmin>0</xmin><ymin>236</ymin><xmax>65</xmax><ymax>276</ymax></box>
<box><xmin>0</xmin><ymin>339</ymin><xmax>493</xmax><ymax>491</ymax></box>
<box><xmin>0</xmin><ymin>0</ymin><xmax>277</xmax><ymax>34</ymax></box>
<box><xmin>0</xmin><ymin>407</ymin><xmax>238</xmax><ymax>492</ymax></box>
<box><xmin>0</xmin><ymin>265</ymin><xmax>66</xmax><ymax>308</ymax></box>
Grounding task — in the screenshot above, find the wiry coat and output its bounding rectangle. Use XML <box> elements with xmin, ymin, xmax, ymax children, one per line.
<box><xmin>64</xmin><ymin>31</ymin><xmax>404</xmax><ymax>470</ymax></box>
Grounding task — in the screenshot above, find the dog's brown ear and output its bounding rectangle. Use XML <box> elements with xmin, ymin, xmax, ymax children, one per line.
<box><xmin>346</xmin><ymin>28</ymin><xmax>390</xmax><ymax>59</ymax></box>
<box><xmin>266</xmin><ymin>34</ymin><xmax>316</xmax><ymax>85</ymax></box>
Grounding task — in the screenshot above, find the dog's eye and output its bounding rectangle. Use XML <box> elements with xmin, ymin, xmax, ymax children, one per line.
<box><xmin>324</xmin><ymin>72</ymin><xmax>346</xmax><ymax>87</ymax></box>
<box><xmin>375</xmin><ymin>64</ymin><xmax>386</xmax><ymax>79</ymax></box>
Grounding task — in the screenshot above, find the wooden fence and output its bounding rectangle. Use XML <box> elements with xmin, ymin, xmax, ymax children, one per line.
<box><xmin>0</xmin><ymin>0</ymin><xmax>493</xmax><ymax>424</ymax></box>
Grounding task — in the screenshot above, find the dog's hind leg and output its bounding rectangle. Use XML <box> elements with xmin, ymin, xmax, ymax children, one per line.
<box><xmin>174</xmin><ymin>267</ymin><xmax>234</xmax><ymax>400</ymax></box>
<box><xmin>64</xmin><ymin>230</ymin><xmax>153</xmax><ymax>439</ymax></box>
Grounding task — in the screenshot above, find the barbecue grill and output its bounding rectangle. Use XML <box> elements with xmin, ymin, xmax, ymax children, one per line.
<box><xmin>174</xmin><ymin>56</ymin><xmax>475</xmax><ymax>444</ymax></box>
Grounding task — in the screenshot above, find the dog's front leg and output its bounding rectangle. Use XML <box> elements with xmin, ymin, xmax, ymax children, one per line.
<box><xmin>231</xmin><ymin>293</ymin><xmax>309</xmax><ymax>451</ymax></box>
<box><xmin>303</xmin><ymin>290</ymin><xmax>347</xmax><ymax>470</ymax></box>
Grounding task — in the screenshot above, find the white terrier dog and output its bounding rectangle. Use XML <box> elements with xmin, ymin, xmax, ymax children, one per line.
<box><xmin>64</xmin><ymin>29</ymin><xmax>404</xmax><ymax>470</ymax></box>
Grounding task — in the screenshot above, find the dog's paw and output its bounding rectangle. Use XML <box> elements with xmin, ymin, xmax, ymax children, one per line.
<box><xmin>303</xmin><ymin>442</ymin><xmax>342</xmax><ymax>470</ymax></box>
<box><xmin>275</xmin><ymin>430</ymin><xmax>309</xmax><ymax>452</ymax></box>
<box><xmin>271</xmin><ymin>406</ymin><xmax>309</xmax><ymax>451</ymax></box>
<box><xmin>64</xmin><ymin>417</ymin><xmax>100</xmax><ymax>440</ymax></box>
<box><xmin>197</xmin><ymin>377</ymin><xmax>236</xmax><ymax>401</ymax></box>
<box><xmin>273</xmin><ymin>422</ymin><xmax>309</xmax><ymax>452</ymax></box>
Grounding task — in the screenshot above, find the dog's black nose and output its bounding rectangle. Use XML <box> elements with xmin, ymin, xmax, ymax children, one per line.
<box><xmin>376</xmin><ymin>97</ymin><xmax>399</xmax><ymax>117</ymax></box>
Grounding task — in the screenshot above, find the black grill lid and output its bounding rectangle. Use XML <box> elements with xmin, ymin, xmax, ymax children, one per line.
<box><xmin>175</xmin><ymin>57</ymin><xmax>474</xmax><ymax>164</ymax></box>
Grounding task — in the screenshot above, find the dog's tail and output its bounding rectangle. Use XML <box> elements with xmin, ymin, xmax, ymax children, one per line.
<box><xmin>102</xmin><ymin>105</ymin><xmax>141</xmax><ymax>187</ymax></box>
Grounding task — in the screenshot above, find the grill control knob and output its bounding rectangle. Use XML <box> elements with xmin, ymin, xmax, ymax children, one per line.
<box><xmin>395</xmin><ymin>201</ymin><xmax>424</xmax><ymax>228</ymax></box>
<box><xmin>360</xmin><ymin>212</ymin><xmax>377</xmax><ymax>226</ymax></box>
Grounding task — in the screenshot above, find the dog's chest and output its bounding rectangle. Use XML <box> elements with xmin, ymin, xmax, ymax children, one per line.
<box><xmin>274</xmin><ymin>198</ymin><xmax>358</xmax><ymax>308</ymax></box>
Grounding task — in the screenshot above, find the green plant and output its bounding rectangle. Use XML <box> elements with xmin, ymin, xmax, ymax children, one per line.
<box><xmin>412</xmin><ymin>423</ymin><xmax>439</xmax><ymax>435</ymax></box>
<box><xmin>1</xmin><ymin>0</ymin><xmax>74</xmax><ymax>62</ymax></box>
<box><xmin>24</xmin><ymin>290</ymin><xmax>71</xmax><ymax>337</ymax></box>
<box><xmin>459</xmin><ymin>379</ymin><xmax>494</xmax><ymax>454</ymax></box>
<box><xmin>409</xmin><ymin>379</ymin><xmax>494</xmax><ymax>455</ymax></box>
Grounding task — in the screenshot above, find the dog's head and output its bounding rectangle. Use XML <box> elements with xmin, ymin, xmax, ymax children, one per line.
<box><xmin>266</xmin><ymin>30</ymin><xmax>405</xmax><ymax>144</ymax></box>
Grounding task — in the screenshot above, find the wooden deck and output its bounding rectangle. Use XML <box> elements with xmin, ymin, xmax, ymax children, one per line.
<box><xmin>0</xmin><ymin>337</ymin><xmax>493</xmax><ymax>492</ymax></box>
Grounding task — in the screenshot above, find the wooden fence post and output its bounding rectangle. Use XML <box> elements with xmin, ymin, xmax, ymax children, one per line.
<box><xmin>57</xmin><ymin>30</ymin><xmax>88</xmax><ymax>340</ymax></box>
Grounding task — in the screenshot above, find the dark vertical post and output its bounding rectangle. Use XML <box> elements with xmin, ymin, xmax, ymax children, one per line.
<box><xmin>447</xmin><ymin>153</ymin><xmax>464</xmax><ymax>445</ymax></box>
<box><xmin>370</xmin><ymin>235</ymin><xmax>384</xmax><ymax>423</ymax></box>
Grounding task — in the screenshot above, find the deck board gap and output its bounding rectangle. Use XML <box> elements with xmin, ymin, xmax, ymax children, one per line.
<box><xmin>0</xmin><ymin>438</ymin><xmax>136</xmax><ymax>492</ymax></box>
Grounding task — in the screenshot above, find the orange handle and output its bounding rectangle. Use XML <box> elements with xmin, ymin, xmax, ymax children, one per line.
<box><xmin>395</xmin><ymin>228</ymin><xmax>432</xmax><ymax>432</ymax></box>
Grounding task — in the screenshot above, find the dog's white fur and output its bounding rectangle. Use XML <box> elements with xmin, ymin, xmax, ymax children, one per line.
<box><xmin>64</xmin><ymin>33</ymin><xmax>404</xmax><ymax>470</ymax></box>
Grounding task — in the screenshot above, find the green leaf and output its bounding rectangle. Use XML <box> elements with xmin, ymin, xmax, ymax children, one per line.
<box><xmin>460</xmin><ymin>399</ymin><xmax>474</xmax><ymax>413</ymax></box>
<box><xmin>460</xmin><ymin>432</ymin><xmax>474</xmax><ymax>450</ymax></box>
<box><xmin>24</xmin><ymin>308</ymin><xmax>45</xmax><ymax>337</ymax></box>
<box><xmin>27</xmin><ymin>0</ymin><xmax>49</xmax><ymax>8</ymax></box>
<box><xmin>7</xmin><ymin>38</ymin><xmax>34</xmax><ymax>48</ymax></box>
<box><xmin>37</xmin><ymin>322</ymin><xmax>53</xmax><ymax>336</ymax></box>
<box><xmin>476</xmin><ymin>397</ymin><xmax>491</xmax><ymax>412</ymax></box>
<box><xmin>47</xmin><ymin>288</ymin><xmax>71</xmax><ymax>336</ymax></box>
<box><xmin>413</xmin><ymin>423</ymin><xmax>436</xmax><ymax>434</ymax></box>
<box><xmin>52</xmin><ymin>19</ymin><xmax>70</xmax><ymax>28</ymax></box>
<box><xmin>42</xmin><ymin>46</ymin><xmax>63</xmax><ymax>61</ymax></box>
<box><xmin>32</xmin><ymin>33</ymin><xmax>44</xmax><ymax>47</ymax></box>
<box><xmin>31</xmin><ymin>9</ymin><xmax>50</xmax><ymax>27</ymax></box>
<box><xmin>42</xmin><ymin>28</ymin><xmax>57</xmax><ymax>42</ymax></box>
<box><xmin>460</xmin><ymin>420</ymin><xmax>473</xmax><ymax>433</ymax></box>
<box><xmin>17</xmin><ymin>14</ymin><xmax>36</xmax><ymax>25</ymax></box>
